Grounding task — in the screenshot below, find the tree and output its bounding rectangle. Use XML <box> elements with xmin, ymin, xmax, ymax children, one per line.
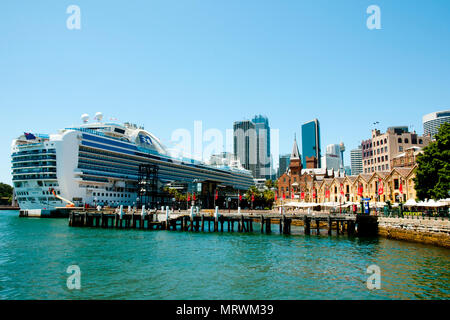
<box><xmin>414</xmin><ymin>123</ymin><xmax>450</xmax><ymax>200</ymax></box>
<box><xmin>0</xmin><ymin>183</ymin><xmax>13</xmax><ymax>205</ymax></box>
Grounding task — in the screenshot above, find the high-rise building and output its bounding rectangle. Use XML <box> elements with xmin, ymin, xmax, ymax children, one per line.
<box><xmin>233</xmin><ymin>120</ymin><xmax>257</xmax><ymax>177</ymax></box>
<box><xmin>301</xmin><ymin>119</ymin><xmax>321</xmax><ymax>168</ymax></box>
<box><xmin>423</xmin><ymin>110</ymin><xmax>450</xmax><ymax>138</ymax></box>
<box><xmin>361</xmin><ymin>127</ymin><xmax>431</xmax><ymax>174</ymax></box>
<box><xmin>252</xmin><ymin>115</ymin><xmax>272</xmax><ymax>179</ymax></box>
<box><xmin>277</xmin><ymin>154</ymin><xmax>291</xmax><ymax>178</ymax></box>
<box><xmin>233</xmin><ymin>115</ymin><xmax>273</xmax><ymax>179</ymax></box>
<box><xmin>350</xmin><ymin>146</ymin><xmax>363</xmax><ymax>175</ymax></box>
<box><xmin>321</xmin><ymin>144</ymin><xmax>341</xmax><ymax>171</ymax></box>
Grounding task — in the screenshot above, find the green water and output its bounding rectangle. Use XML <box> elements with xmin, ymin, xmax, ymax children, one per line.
<box><xmin>0</xmin><ymin>210</ymin><xmax>448</xmax><ymax>300</ymax></box>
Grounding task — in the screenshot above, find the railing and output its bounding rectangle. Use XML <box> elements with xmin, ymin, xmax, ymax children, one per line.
<box><xmin>382</xmin><ymin>209</ymin><xmax>449</xmax><ymax>219</ymax></box>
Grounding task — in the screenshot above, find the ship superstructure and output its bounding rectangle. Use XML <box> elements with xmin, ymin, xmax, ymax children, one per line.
<box><xmin>12</xmin><ymin>113</ymin><xmax>254</xmax><ymax>211</ymax></box>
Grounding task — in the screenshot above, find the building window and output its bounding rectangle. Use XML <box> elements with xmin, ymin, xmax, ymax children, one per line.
<box><xmin>385</xmin><ymin>146</ymin><xmax>388</xmax><ymax>152</ymax></box>
<box><xmin>385</xmin><ymin>155</ymin><xmax>388</xmax><ymax>161</ymax></box>
<box><xmin>398</xmin><ymin>138</ymin><xmax>402</xmax><ymax>143</ymax></box>
<box><xmin>386</xmin><ymin>164</ymin><xmax>389</xmax><ymax>170</ymax></box>
<box><xmin>419</xmin><ymin>139</ymin><xmax>423</xmax><ymax>144</ymax></box>
<box><xmin>384</xmin><ymin>138</ymin><xmax>387</xmax><ymax>144</ymax></box>
<box><xmin>405</xmin><ymin>138</ymin><xmax>409</xmax><ymax>143</ymax></box>
<box><xmin>382</xmin><ymin>165</ymin><xmax>385</xmax><ymax>170</ymax></box>
<box><xmin>399</xmin><ymin>146</ymin><xmax>403</xmax><ymax>152</ymax></box>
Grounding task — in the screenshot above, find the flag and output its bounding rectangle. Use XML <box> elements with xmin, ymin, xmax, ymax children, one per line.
<box><xmin>274</xmin><ymin>193</ymin><xmax>278</xmax><ymax>201</ymax></box>
<box><xmin>24</xmin><ymin>132</ymin><xmax>36</xmax><ymax>140</ymax></box>
<box><xmin>215</xmin><ymin>190</ymin><xmax>218</xmax><ymax>201</ymax></box>
<box><xmin>340</xmin><ymin>183</ymin><xmax>344</xmax><ymax>196</ymax></box>
<box><xmin>326</xmin><ymin>189</ymin><xmax>330</xmax><ymax>199</ymax></box>
<box><xmin>399</xmin><ymin>182</ymin><xmax>403</xmax><ymax>194</ymax></box>
<box><xmin>193</xmin><ymin>193</ymin><xmax>196</xmax><ymax>201</ymax></box>
<box><xmin>378</xmin><ymin>179</ymin><xmax>384</xmax><ymax>195</ymax></box>
<box><xmin>187</xmin><ymin>193</ymin><xmax>191</xmax><ymax>202</ymax></box>
<box><xmin>291</xmin><ymin>189</ymin><xmax>294</xmax><ymax>199</ymax></box>
<box><xmin>313</xmin><ymin>189</ymin><xmax>316</xmax><ymax>199</ymax></box>
<box><xmin>251</xmin><ymin>194</ymin><xmax>255</xmax><ymax>202</ymax></box>
<box><xmin>239</xmin><ymin>193</ymin><xmax>242</xmax><ymax>202</ymax></box>
<box><xmin>301</xmin><ymin>192</ymin><xmax>305</xmax><ymax>200</ymax></box>
<box><xmin>357</xmin><ymin>184</ymin><xmax>363</xmax><ymax>196</ymax></box>
<box><xmin>282</xmin><ymin>192</ymin><xmax>286</xmax><ymax>200</ymax></box>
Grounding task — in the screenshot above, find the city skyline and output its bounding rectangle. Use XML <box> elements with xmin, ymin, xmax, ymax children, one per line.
<box><xmin>1</xmin><ymin>1</ymin><xmax>450</xmax><ymax>184</ymax></box>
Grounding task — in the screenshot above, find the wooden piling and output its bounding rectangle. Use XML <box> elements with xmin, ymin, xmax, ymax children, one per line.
<box><xmin>265</xmin><ymin>218</ymin><xmax>271</xmax><ymax>234</ymax></box>
<box><xmin>303</xmin><ymin>216</ymin><xmax>310</xmax><ymax>235</ymax></box>
<box><xmin>260</xmin><ymin>215</ymin><xmax>265</xmax><ymax>233</ymax></box>
<box><xmin>328</xmin><ymin>216</ymin><xmax>332</xmax><ymax>235</ymax></box>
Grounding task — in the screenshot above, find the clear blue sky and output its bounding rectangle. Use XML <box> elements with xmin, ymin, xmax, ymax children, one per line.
<box><xmin>1</xmin><ymin>0</ymin><xmax>450</xmax><ymax>184</ymax></box>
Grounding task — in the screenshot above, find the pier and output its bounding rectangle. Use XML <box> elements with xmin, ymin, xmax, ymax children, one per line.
<box><xmin>68</xmin><ymin>209</ymin><xmax>378</xmax><ymax>237</ymax></box>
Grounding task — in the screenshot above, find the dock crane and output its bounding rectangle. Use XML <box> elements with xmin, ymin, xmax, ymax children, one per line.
<box><xmin>49</xmin><ymin>188</ymin><xmax>75</xmax><ymax>208</ymax></box>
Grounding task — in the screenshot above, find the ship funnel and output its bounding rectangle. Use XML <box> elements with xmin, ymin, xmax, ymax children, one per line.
<box><xmin>94</xmin><ymin>112</ymin><xmax>103</xmax><ymax>122</ymax></box>
<box><xmin>81</xmin><ymin>114</ymin><xmax>89</xmax><ymax>123</ymax></box>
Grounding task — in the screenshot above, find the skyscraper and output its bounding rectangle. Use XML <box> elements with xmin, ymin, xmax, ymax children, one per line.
<box><xmin>233</xmin><ymin>116</ymin><xmax>273</xmax><ymax>179</ymax></box>
<box><xmin>252</xmin><ymin>115</ymin><xmax>272</xmax><ymax>179</ymax></box>
<box><xmin>301</xmin><ymin>119</ymin><xmax>321</xmax><ymax>168</ymax></box>
<box><xmin>233</xmin><ymin>120</ymin><xmax>257</xmax><ymax>177</ymax></box>
<box><xmin>321</xmin><ymin>144</ymin><xmax>341</xmax><ymax>171</ymax></box>
<box><xmin>350</xmin><ymin>146</ymin><xmax>363</xmax><ymax>175</ymax></box>
<box><xmin>277</xmin><ymin>154</ymin><xmax>291</xmax><ymax>178</ymax></box>
<box><xmin>423</xmin><ymin>110</ymin><xmax>450</xmax><ymax>138</ymax></box>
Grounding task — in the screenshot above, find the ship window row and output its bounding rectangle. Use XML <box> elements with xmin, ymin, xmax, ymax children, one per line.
<box><xmin>12</xmin><ymin>149</ymin><xmax>55</xmax><ymax>157</ymax></box>
<box><xmin>16</xmin><ymin>191</ymin><xmax>30</xmax><ymax>196</ymax></box>
<box><xmin>92</xmin><ymin>192</ymin><xmax>132</xmax><ymax>198</ymax></box>
<box><xmin>42</xmin><ymin>190</ymin><xmax>60</xmax><ymax>195</ymax></box>
<box><xmin>12</xmin><ymin>155</ymin><xmax>56</xmax><ymax>162</ymax></box>
<box><xmin>17</xmin><ymin>197</ymin><xmax>62</xmax><ymax>203</ymax></box>
<box><xmin>13</xmin><ymin>174</ymin><xmax>57</xmax><ymax>181</ymax></box>
<box><xmin>81</xmin><ymin>170</ymin><xmax>137</xmax><ymax>180</ymax></box>
<box><xmin>81</xmin><ymin>176</ymin><xmax>109</xmax><ymax>183</ymax></box>
<box><xmin>79</xmin><ymin>147</ymin><xmax>142</xmax><ymax>164</ymax></box>
<box><xmin>78</xmin><ymin>163</ymin><xmax>137</xmax><ymax>176</ymax></box>
<box><xmin>79</xmin><ymin>159</ymin><xmax>137</xmax><ymax>173</ymax></box>
<box><xmin>13</xmin><ymin>167</ymin><xmax>57</xmax><ymax>174</ymax></box>
<box><xmin>106</xmin><ymin>187</ymin><xmax>135</xmax><ymax>193</ymax></box>
<box><xmin>12</xmin><ymin>161</ymin><xmax>56</xmax><ymax>169</ymax></box>
<box><xmin>79</xmin><ymin>152</ymin><xmax>139</xmax><ymax>167</ymax></box>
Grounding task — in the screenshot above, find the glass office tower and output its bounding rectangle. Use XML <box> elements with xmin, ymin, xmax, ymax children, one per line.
<box><xmin>301</xmin><ymin>119</ymin><xmax>321</xmax><ymax>168</ymax></box>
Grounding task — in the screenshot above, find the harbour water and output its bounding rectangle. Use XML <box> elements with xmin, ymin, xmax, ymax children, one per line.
<box><xmin>0</xmin><ymin>210</ymin><xmax>448</xmax><ymax>300</ymax></box>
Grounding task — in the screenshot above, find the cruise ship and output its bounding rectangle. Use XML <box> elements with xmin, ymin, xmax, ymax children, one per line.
<box><xmin>11</xmin><ymin>113</ymin><xmax>254</xmax><ymax>213</ymax></box>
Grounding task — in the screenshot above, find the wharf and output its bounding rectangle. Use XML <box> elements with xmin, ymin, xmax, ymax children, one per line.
<box><xmin>68</xmin><ymin>209</ymin><xmax>378</xmax><ymax>237</ymax></box>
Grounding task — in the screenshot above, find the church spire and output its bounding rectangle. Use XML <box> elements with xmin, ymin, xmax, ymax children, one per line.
<box><xmin>291</xmin><ymin>135</ymin><xmax>300</xmax><ymax>160</ymax></box>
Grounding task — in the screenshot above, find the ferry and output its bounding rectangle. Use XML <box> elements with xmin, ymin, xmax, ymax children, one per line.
<box><xmin>11</xmin><ymin>113</ymin><xmax>254</xmax><ymax>214</ymax></box>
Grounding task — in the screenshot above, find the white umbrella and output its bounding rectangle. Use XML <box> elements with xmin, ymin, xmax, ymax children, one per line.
<box><xmin>404</xmin><ymin>199</ymin><xmax>417</xmax><ymax>207</ymax></box>
<box><xmin>438</xmin><ymin>198</ymin><xmax>450</xmax><ymax>206</ymax></box>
